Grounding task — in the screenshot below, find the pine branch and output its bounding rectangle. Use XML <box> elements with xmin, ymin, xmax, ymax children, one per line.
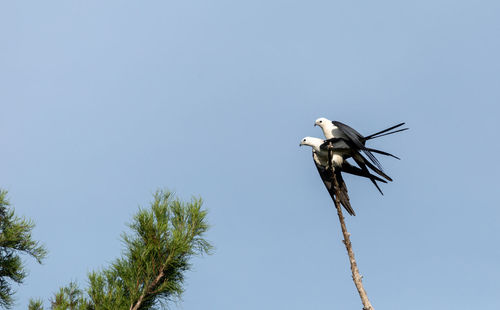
<box><xmin>30</xmin><ymin>190</ymin><xmax>212</xmax><ymax>309</ymax></box>
<box><xmin>0</xmin><ymin>190</ymin><xmax>47</xmax><ymax>309</ymax></box>
<box><xmin>130</xmin><ymin>268</ymin><xmax>164</xmax><ymax>310</ymax></box>
<box><xmin>125</xmin><ymin>191</ymin><xmax>211</xmax><ymax>309</ymax></box>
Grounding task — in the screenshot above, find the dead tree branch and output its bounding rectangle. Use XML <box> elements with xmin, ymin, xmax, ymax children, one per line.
<box><xmin>327</xmin><ymin>145</ymin><xmax>374</xmax><ymax>310</ymax></box>
<box><xmin>332</xmin><ymin>184</ymin><xmax>374</xmax><ymax>310</ymax></box>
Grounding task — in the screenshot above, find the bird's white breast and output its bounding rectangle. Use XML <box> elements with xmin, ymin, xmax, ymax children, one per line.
<box><xmin>314</xmin><ymin>150</ymin><xmax>343</xmax><ymax>167</ymax></box>
<box><xmin>314</xmin><ymin>151</ymin><xmax>329</xmax><ymax>166</ymax></box>
<box><xmin>331</xmin><ymin>154</ymin><xmax>344</xmax><ymax>166</ymax></box>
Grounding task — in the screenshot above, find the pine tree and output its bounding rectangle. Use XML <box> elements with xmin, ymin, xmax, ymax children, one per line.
<box><xmin>28</xmin><ymin>298</ymin><xmax>44</xmax><ymax>310</ymax></box>
<box><xmin>0</xmin><ymin>190</ymin><xmax>47</xmax><ymax>309</ymax></box>
<box><xmin>32</xmin><ymin>190</ymin><xmax>212</xmax><ymax>309</ymax></box>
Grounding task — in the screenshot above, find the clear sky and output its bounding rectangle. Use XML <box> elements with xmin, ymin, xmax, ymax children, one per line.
<box><xmin>1</xmin><ymin>1</ymin><xmax>499</xmax><ymax>309</ymax></box>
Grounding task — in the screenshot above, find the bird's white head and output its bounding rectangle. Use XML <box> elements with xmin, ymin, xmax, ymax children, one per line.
<box><xmin>314</xmin><ymin>117</ymin><xmax>331</xmax><ymax>128</ymax></box>
<box><xmin>314</xmin><ymin>117</ymin><xmax>334</xmax><ymax>139</ymax></box>
<box><xmin>299</xmin><ymin>137</ymin><xmax>323</xmax><ymax>152</ymax></box>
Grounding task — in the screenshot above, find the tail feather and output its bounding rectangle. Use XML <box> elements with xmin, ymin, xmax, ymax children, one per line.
<box><xmin>351</xmin><ymin>153</ymin><xmax>390</xmax><ymax>194</ymax></box>
<box><xmin>364</xmin><ymin>123</ymin><xmax>408</xmax><ymax>141</ymax></box>
<box><xmin>365</xmin><ymin>147</ymin><xmax>400</xmax><ymax>160</ymax></box>
<box><xmin>341</xmin><ymin>162</ymin><xmax>388</xmax><ymax>183</ymax></box>
<box><xmin>360</xmin><ymin>148</ymin><xmax>384</xmax><ymax>173</ymax></box>
<box><xmin>363</xmin><ymin>157</ymin><xmax>393</xmax><ymax>182</ymax></box>
<box><xmin>370</xmin><ymin>177</ymin><xmax>384</xmax><ymax>195</ymax></box>
<box><xmin>368</xmin><ymin>127</ymin><xmax>409</xmax><ymax>140</ymax></box>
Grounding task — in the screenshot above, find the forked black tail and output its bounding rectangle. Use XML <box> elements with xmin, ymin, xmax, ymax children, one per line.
<box><xmin>364</xmin><ymin>122</ymin><xmax>409</xmax><ymax>141</ymax></box>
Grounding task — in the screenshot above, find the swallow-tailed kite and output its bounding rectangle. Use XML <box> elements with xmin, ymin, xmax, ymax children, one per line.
<box><xmin>314</xmin><ymin>117</ymin><xmax>408</xmax><ymax>172</ymax></box>
<box><xmin>300</xmin><ymin>137</ymin><xmax>388</xmax><ymax>215</ymax></box>
<box><xmin>301</xmin><ymin>136</ymin><xmax>388</xmax><ymax>195</ymax></box>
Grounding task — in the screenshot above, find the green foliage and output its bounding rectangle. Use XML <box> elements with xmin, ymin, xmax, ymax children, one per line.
<box><xmin>28</xmin><ymin>282</ymin><xmax>91</xmax><ymax>310</ymax></box>
<box><xmin>0</xmin><ymin>190</ymin><xmax>47</xmax><ymax>309</ymax></box>
<box><xmin>88</xmin><ymin>190</ymin><xmax>212</xmax><ymax>309</ymax></box>
<box><xmin>50</xmin><ymin>281</ymin><xmax>90</xmax><ymax>310</ymax></box>
<box><xmin>33</xmin><ymin>190</ymin><xmax>212</xmax><ymax>310</ymax></box>
<box><xmin>28</xmin><ymin>298</ymin><xmax>44</xmax><ymax>310</ymax></box>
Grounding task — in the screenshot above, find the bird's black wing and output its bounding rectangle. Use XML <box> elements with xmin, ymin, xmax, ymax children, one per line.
<box><xmin>313</xmin><ymin>152</ymin><xmax>356</xmax><ymax>216</ymax></box>
<box><xmin>313</xmin><ymin>153</ymin><xmax>355</xmax><ymax>216</ymax></box>
<box><xmin>319</xmin><ymin>137</ymin><xmax>351</xmax><ymax>152</ymax></box>
<box><xmin>332</xmin><ymin>121</ymin><xmax>384</xmax><ymax>171</ymax></box>
<box><xmin>347</xmin><ymin>152</ymin><xmax>394</xmax><ymax>195</ymax></box>
<box><xmin>341</xmin><ymin>161</ymin><xmax>388</xmax><ymax>183</ymax></box>
<box><xmin>353</xmin><ymin>152</ymin><xmax>392</xmax><ymax>182</ymax></box>
<box><xmin>334</xmin><ymin>169</ymin><xmax>354</xmax><ymax>216</ymax></box>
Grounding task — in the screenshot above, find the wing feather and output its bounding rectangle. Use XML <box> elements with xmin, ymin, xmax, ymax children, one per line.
<box><xmin>332</xmin><ymin>121</ymin><xmax>384</xmax><ymax>171</ymax></box>
<box><xmin>341</xmin><ymin>161</ymin><xmax>387</xmax><ymax>183</ymax></box>
<box><xmin>313</xmin><ymin>152</ymin><xmax>355</xmax><ymax>216</ymax></box>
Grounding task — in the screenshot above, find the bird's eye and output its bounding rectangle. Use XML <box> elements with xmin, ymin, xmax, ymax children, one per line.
<box><xmin>319</xmin><ymin>120</ymin><xmax>323</xmax><ymax>123</ymax></box>
<box><xmin>303</xmin><ymin>139</ymin><xmax>306</xmax><ymax>142</ymax></box>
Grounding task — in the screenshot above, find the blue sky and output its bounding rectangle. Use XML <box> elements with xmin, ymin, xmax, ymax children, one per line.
<box><xmin>1</xmin><ymin>1</ymin><xmax>499</xmax><ymax>309</ymax></box>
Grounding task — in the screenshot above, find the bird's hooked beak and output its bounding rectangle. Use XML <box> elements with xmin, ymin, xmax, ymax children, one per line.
<box><xmin>314</xmin><ymin>123</ymin><xmax>317</xmax><ymax>127</ymax></box>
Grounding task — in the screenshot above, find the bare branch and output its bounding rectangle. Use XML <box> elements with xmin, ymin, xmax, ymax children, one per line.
<box><xmin>332</xmin><ymin>185</ymin><xmax>374</xmax><ymax>310</ymax></box>
<box><xmin>327</xmin><ymin>145</ymin><xmax>374</xmax><ymax>310</ymax></box>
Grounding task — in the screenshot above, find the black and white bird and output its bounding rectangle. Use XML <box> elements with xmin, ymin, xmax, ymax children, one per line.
<box><xmin>300</xmin><ymin>137</ymin><xmax>388</xmax><ymax>215</ymax></box>
<box><xmin>314</xmin><ymin>117</ymin><xmax>407</xmax><ymax>183</ymax></box>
